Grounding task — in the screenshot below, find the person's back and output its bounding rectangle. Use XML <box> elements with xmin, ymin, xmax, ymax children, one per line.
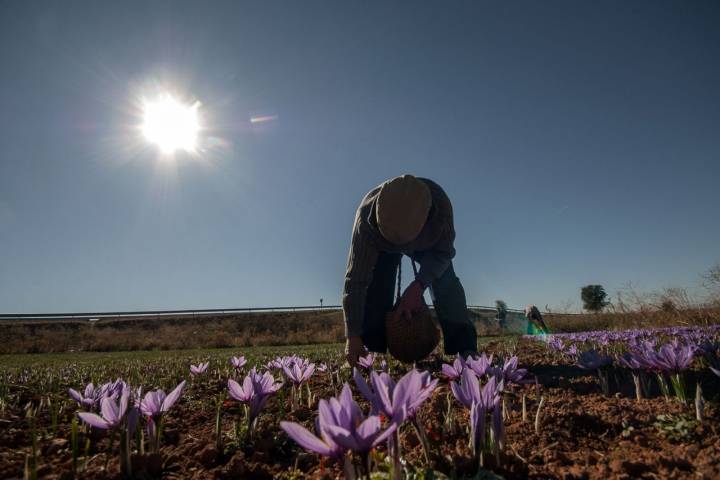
<box><xmin>524</xmin><ymin>304</ymin><xmax>548</xmax><ymax>334</ymax></box>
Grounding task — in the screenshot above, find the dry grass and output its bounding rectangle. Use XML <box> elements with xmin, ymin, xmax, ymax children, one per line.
<box><xmin>544</xmin><ymin>307</ymin><xmax>720</xmax><ymax>333</ymax></box>
<box><xmin>1</xmin><ymin>306</ymin><xmax>718</xmax><ymax>354</ymax></box>
<box><xmin>0</xmin><ymin>310</ymin><xmax>346</xmax><ymax>354</ymax></box>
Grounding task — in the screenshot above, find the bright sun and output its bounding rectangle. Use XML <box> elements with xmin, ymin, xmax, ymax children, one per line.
<box><xmin>141</xmin><ymin>94</ymin><xmax>200</xmax><ymax>154</ymax></box>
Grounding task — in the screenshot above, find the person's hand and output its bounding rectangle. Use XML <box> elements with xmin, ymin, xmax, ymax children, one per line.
<box><xmin>345</xmin><ymin>336</ymin><xmax>367</xmax><ymax>367</ymax></box>
<box><xmin>397</xmin><ymin>280</ymin><xmax>425</xmax><ymax>320</ymax></box>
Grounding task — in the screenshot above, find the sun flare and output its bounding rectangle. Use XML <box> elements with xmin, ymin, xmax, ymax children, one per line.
<box><xmin>141</xmin><ymin>94</ymin><xmax>200</xmax><ymax>154</ymax></box>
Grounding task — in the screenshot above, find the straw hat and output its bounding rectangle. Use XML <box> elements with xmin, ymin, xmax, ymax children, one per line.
<box><xmin>376</xmin><ymin>175</ymin><xmax>432</xmax><ymax>245</ymax></box>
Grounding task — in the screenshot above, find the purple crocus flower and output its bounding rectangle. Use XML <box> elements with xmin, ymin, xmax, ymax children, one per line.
<box><xmin>576</xmin><ymin>350</ymin><xmax>612</xmax><ymax>370</ymax></box>
<box><xmin>357</xmin><ymin>352</ymin><xmax>375</xmax><ymax>370</ymax></box>
<box><xmin>441</xmin><ymin>356</ymin><xmax>465</xmax><ymax>380</ymax></box>
<box><xmin>466</xmin><ymin>353</ymin><xmax>493</xmax><ymax>377</ymax></box>
<box><xmin>617</xmin><ymin>351</ymin><xmax>644</xmax><ymax>371</ymax></box>
<box><xmin>565</xmin><ymin>344</ymin><xmax>579</xmax><ymax>357</ymax></box>
<box><xmin>190</xmin><ymin>362</ymin><xmax>209</xmax><ymax>376</ymax></box>
<box><xmin>280</xmin><ymin>384</ymin><xmax>395</xmax><ymax>458</ymax></box>
<box><xmin>451</xmin><ymin>368</ymin><xmax>502</xmax><ymax>410</ymax></box>
<box><xmin>492</xmin><ymin>356</ymin><xmax>527</xmax><ymax>385</ymax></box>
<box><xmin>139</xmin><ymin>381</ymin><xmax>185</xmax><ymax>451</ymax></box>
<box><xmin>78</xmin><ymin>384</ymin><xmax>135</xmax><ymax>431</ymax></box>
<box><xmin>451</xmin><ymin>369</ymin><xmax>502</xmax><ymax>455</ymax></box>
<box><xmin>354</xmin><ymin>368</ymin><xmax>437</xmax><ymax>423</ymax></box>
<box><xmin>546</xmin><ymin>337</ymin><xmax>565</xmax><ymax>352</ymax></box>
<box><xmin>230</xmin><ymin>356</ymin><xmax>247</xmax><ymax>370</ymax></box>
<box><xmin>139</xmin><ymin>381</ymin><xmax>186</xmax><ymax>419</ymax></box>
<box><xmin>654</xmin><ymin>341</ymin><xmax>694</xmax><ymax>373</ymax></box>
<box><xmin>228</xmin><ymin>370</ymin><xmax>282</xmax><ymax>421</ymax></box>
<box><xmin>98</xmin><ymin>379</ymin><xmax>127</xmax><ymax>401</ymax></box>
<box><xmin>283</xmin><ymin>362</ymin><xmax>316</xmax><ymax>385</ymax></box>
<box><xmin>266</xmin><ymin>357</ymin><xmax>284</xmax><ymax>370</ymax></box>
<box><xmin>69</xmin><ymin>383</ymin><xmax>97</xmax><ymax>409</ymax></box>
<box><xmin>294</xmin><ymin>356</ymin><xmax>314</xmax><ymax>369</ymax></box>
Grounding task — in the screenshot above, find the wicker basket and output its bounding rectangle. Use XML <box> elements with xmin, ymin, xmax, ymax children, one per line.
<box><xmin>385</xmin><ymin>301</ymin><xmax>440</xmax><ymax>363</ymax></box>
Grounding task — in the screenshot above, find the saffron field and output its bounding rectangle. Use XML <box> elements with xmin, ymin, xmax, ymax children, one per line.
<box><xmin>1</xmin><ymin>329</ymin><xmax>719</xmax><ymax>479</ymax></box>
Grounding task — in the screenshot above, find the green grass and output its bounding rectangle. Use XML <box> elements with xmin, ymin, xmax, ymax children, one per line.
<box><xmin>0</xmin><ymin>343</ymin><xmax>343</xmax><ymax>368</ymax></box>
<box><xmin>0</xmin><ymin>335</ymin><xmax>520</xmax><ymax>369</ymax></box>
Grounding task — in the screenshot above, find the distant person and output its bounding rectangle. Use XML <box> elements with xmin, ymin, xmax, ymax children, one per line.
<box><xmin>495</xmin><ymin>300</ymin><xmax>508</xmax><ymax>329</ymax></box>
<box><xmin>342</xmin><ymin>175</ymin><xmax>478</xmax><ymax>366</ymax></box>
<box><xmin>525</xmin><ymin>304</ymin><xmax>549</xmax><ymax>334</ymax></box>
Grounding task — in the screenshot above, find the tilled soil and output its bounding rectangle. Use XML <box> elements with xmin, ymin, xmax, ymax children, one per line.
<box><xmin>1</xmin><ymin>340</ymin><xmax>719</xmax><ymax>479</ymax></box>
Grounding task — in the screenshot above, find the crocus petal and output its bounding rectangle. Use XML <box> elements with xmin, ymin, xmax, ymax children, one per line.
<box><xmin>441</xmin><ymin>364</ymin><xmax>459</xmax><ymax>379</ymax></box>
<box><xmin>359</xmin><ymin>414</ymin><xmax>396</xmax><ymax>447</ymax></box>
<box><xmin>353</xmin><ymin>368</ymin><xmax>374</xmax><ymax>404</ymax></box>
<box><xmin>450</xmin><ymin>380</ymin><xmax>465</xmax><ymax>407</ymax></box>
<box><xmin>356</xmin><ymin>414</ymin><xmax>381</xmax><ymax>439</ymax></box>
<box><xmin>101</xmin><ymin>397</ymin><xmax>120</xmax><ymax>425</ymax></box>
<box><xmin>227</xmin><ymin>379</ymin><xmax>244</xmax><ymax>401</ymax></box>
<box><xmin>324</xmin><ymin>424</ymin><xmax>360</xmax><ymax>452</ymax></box>
<box><xmin>469</xmin><ymin>401</ymin><xmax>479</xmax><ymax>454</ymax></box>
<box><xmin>391</xmin><ymin>371</ymin><xmax>417</xmax><ymax>415</ymax></box>
<box><xmin>119</xmin><ymin>386</ymin><xmax>130</xmax><ymax>419</ymax></box>
<box><xmin>318</xmin><ymin>399</ymin><xmax>337</xmax><ymax>431</ymax></box>
<box><xmin>370</xmin><ymin>372</ymin><xmax>393</xmax><ymax>416</ymax></box>
<box><xmin>84</xmin><ymin>383</ymin><xmax>95</xmax><ymax>398</ymax></box>
<box><xmin>281</xmin><ymin>421</ymin><xmax>337</xmax><ymax>457</ymax></box>
<box><xmin>68</xmin><ymin>388</ymin><xmax>83</xmax><ymax>405</ymax></box>
<box><xmin>161</xmin><ymin>380</ymin><xmax>186</xmax><ymax>412</ymax></box>
<box><xmin>127</xmin><ymin>406</ymin><xmax>139</xmax><ymax>436</ymax></box>
<box><xmin>140</xmin><ymin>391</ymin><xmax>162</xmax><ymax>417</ymax></box>
<box><xmin>78</xmin><ymin>412</ymin><xmax>111</xmax><ymax>430</ymax></box>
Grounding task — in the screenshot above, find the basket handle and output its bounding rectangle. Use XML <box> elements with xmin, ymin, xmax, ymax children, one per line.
<box><xmin>395</xmin><ymin>256</ymin><xmax>420</xmax><ymax>305</ymax></box>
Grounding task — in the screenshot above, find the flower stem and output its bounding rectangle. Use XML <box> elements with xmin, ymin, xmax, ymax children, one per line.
<box><xmin>215</xmin><ymin>398</ymin><xmax>223</xmax><ymax>452</ymax></box>
<box><xmin>534</xmin><ymin>396</ymin><xmax>545</xmax><ymax>434</ymax></box>
<box><xmin>411</xmin><ymin>416</ymin><xmax>431</xmax><ymax>465</ymax></box>
<box><xmin>632</xmin><ymin>372</ymin><xmax>642</xmax><ymax>400</ymax></box>
<box><xmin>389</xmin><ymin>429</ymin><xmax>401</xmax><ymax>479</ymax></box>
<box><xmin>71</xmin><ymin>417</ymin><xmax>78</xmax><ymax>475</ymax></box>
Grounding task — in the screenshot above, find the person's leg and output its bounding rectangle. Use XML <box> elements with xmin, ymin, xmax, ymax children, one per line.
<box><xmin>361</xmin><ymin>252</ymin><xmax>402</xmax><ymax>353</ymax></box>
<box><xmin>430</xmin><ymin>262</ymin><xmax>478</xmax><ymax>355</ymax></box>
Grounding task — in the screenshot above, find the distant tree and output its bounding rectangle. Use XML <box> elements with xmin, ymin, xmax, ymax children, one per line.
<box><xmin>581</xmin><ymin>285</ymin><xmax>610</xmax><ymax>313</ymax></box>
<box><xmin>702</xmin><ymin>263</ymin><xmax>720</xmax><ymax>306</ymax></box>
<box><xmin>704</xmin><ymin>263</ymin><xmax>720</xmax><ymax>284</ymax></box>
<box><xmin>660</xmin><ymin>299</ymin><xmax>676</xmax><ymax>312</ymax></box>
<box><xmin>702</xmin><ymin>263</ymin><xmax>720</xmax><ymax>293</ymax></box>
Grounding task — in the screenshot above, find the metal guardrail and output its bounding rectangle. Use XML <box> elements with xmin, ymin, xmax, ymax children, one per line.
<box><xmin>0</xmin><ymin>304</ymin><xmax>528</xmax><ymax>321</ymax></box>
<box><xmin>0</xmin><ymin>305</ymin><xmax>343</xmax><ymax>321</ymax></box>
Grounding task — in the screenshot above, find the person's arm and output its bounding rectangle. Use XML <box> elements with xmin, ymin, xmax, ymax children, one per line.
<box><xmin>414</xmin><ymin>181</ymin><xmax>456</xmax><ymax>288</ymax></box>
<box><xmin>415</xmin><ymin>226</ymin><xmax>456</xmax><ymax>288</ymax></box>
<box><xmin>342</xmin><ymin>213</ymin><xmax>379</xmax><ymax>339</ymax></box>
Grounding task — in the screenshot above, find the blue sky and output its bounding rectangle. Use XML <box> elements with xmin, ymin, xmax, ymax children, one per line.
<box><xmin>1</xmin><ymin>1</ymin><xmax>718</xmax><ymax>313</ymax></box>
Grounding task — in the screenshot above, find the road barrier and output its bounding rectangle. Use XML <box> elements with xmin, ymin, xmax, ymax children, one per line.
<box><xmin>0</xmin><ymin>304</ymin><xmax>532</xmax><ymax>321</ymax></box>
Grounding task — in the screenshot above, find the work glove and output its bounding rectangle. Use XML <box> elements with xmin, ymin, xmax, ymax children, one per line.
<box><xmin>345</xmin><ymin>336</ymin><xmax>368</xmax><ymax>368</ymax></box>
<box><xmin>397</xmin><ymin>280</ymin><xmax>426</xmax><ymax>321</ymax></box>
